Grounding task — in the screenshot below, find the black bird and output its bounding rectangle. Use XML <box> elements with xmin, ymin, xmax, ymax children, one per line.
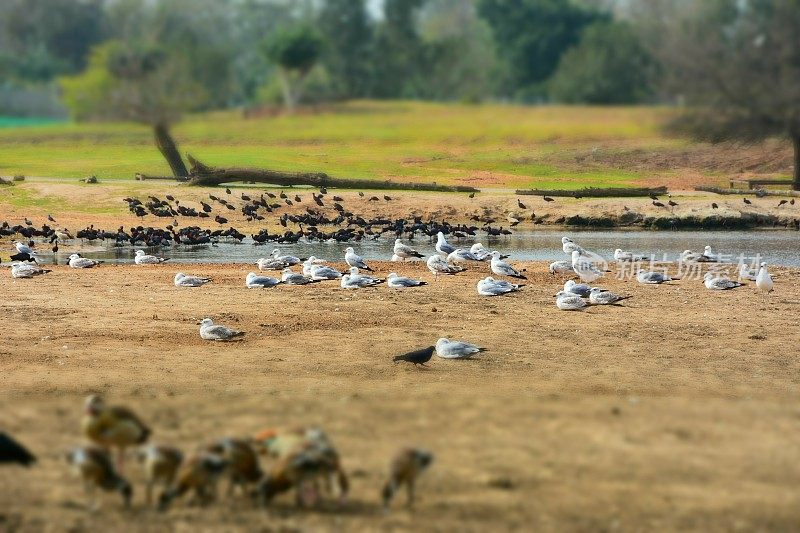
<box><xmin>743</xmin><ymin>198</ymin><xmax>752</xmax><ymax>205</ymax></box>
<box><xmin>0</xmin><ymin>432</ymin><xmax>36</xmax><ymax>467</ymax></box>
<box><xmin>214</xmin><ymin>215</ymin><xmax>228</xmax><ymax>224</ymax></box>
<box><xmin>517</xmin><ymin>199</ymin><xmax>526</xmax><ymax>209</ymax></box>
<box><xmin>392</xmin><ymin>346</ymin><xmax>435</xmax><ymax>367</ymax></box>
<box><xmin>47</xmin><ymin>214</ymin><xmax>56</xmax><ymax>222</ymax></box>
<box><xmin>280</xmin><ymin>192</ymin><xmax>287</xmax><ymax>199</ymax></box>
<box><xmin>319</xmin><ymin>187</ymin><xmax>327</xmax><ymax>194</ymax></box>
<box><xmin>712</xmin><ymin>203</ymin><xmax>719</xmax><ymax>209</ymax></box>
<box><xmin>358</xmin><ymin>191</ymin><xmax>365</xmax><ymax>197</ymax></box>
<box><xmin>166</xmin><ymin>195</ymin><xmax>175</xmax><ymax>202</ymax></box>
<box><xmin>384</xmin><ymin>195</ymin><xmax>392</xmax><ymax>201</ymax></box>
<box><xmin>543</xmin><ymin>196</ymin><xmax>554</xmax><ymax>202</ymax></box>
<box><xmin>332</xmin><ymin>195</ymin><xmax>343</xmax><ymax>202</ymax></box>
<box><xmin>469</xmin><ymin>192</ymin><xmax>475</xmax><ymax>199</ymax></box>
<box><xmin>778</xmin><ymin>200</ymin><xmax>788</xmax><ymax>207</ymax></box>
<box><xmin>226</xmin><ymin>188</ymin><xmax>232</xmax><ymax>195</ymax></box>
<box><xmin>791</xmin><ymin>199</ymin><xmax>796</xmax><ymax>205</ymax></box>
<box><xmin>649</xmin><ymin>193</ymin><xmax>659</xmax><ymax>201</ymax></box>
<box><xmin>294</xmin><ymin>195</ymin><xmax>301</xmax><ymax>202</ymax></box>
<box><xmin>668</xmin><ymin>200</ymin><xmax>678</xmax><ymax>207</ymax></box>
<box><xmin>652</xmin><ymin>201</ymin><xmax>665</xmax><ymax>208</ymax></box>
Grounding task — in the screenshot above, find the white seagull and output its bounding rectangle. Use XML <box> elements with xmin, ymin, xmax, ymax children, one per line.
<box><xmin>738</xmin><ymin>263</ymin><xmax>758</xmax><ymax>281</ymax></box>
<box><xmin>562</xmin><ymin>237</ymin><xmax>585</xmax><ymax>255</ymax></box>
<box><xmin>308</xmin><ymin>264</ymin><xmax>342</xmax><ymax>280</ymax></box>
<box><xmin>636</xmin><ymin>270</ymin><xmax>675</xmax><ymax>284</ymax></box>
<box><xmin>134</xmin><ymin>250</ymin><xmax>168</xmax><ymax>264</ymax></box>
<box><xmin>10</xmin><ymin>262</ymin><xmax>50</xmax><ymax>278</ymax></box>
<box><xmin>588</xmin><ymin>287</ymin><xmax>629</xmax><ymax>305</ymax></box>
<box><xmin>271</xmin><ymin>249</ymin><xmax>301</xmax><ymax>266</ymax></box>
<box><xmin>571</xmin><ymin>250</ymin><xmax>604</xmax><ymax>283</ymax></box>
<box><xmin>246</xmin><ymin>272</ymin><xmax>281</xmax><ymax>288</ymax></box>
<box><xmin>68</xmin><ymin>254</ymin><xmax>102</xmax><ymax>269</ymax></box>
<box><xmin>199</xmin><ymin>318</ymin><xmax>244</xmax><ymax>341</ymax></box>
<box><xmin>703</xmin><ymin>272</ymin><xmax>743</xmax><ymax>290</ymax></box>
<box><xmin>470</xmin><ymin>243</ymin><xmax>492</xmax><ymax>261</ymax></box>
<box><xmin>344</xmin><ymin>247</ymin><xmax>372</xmax><ymax>271</ymax></box>
<box><xmin>174</xmin><ymin>272</ymin><xmax>212</xmax><ymax>287</ymax></box>
<box><xmin>435</xmin><ymin>232</ymin><xmax>456</xmax><ymax>256</ymax></box>
<box><xmin>393</xmin><ymin>239</ymin><xmax>424</xmax><ymax>260</ymax></box>
<box><xmin>555</xmin><ymin>291</ymin><xmax>587</xmax><ymax>311</ymax></box>
<box><xmin>281</xmin><ymin>268</ymin><xmax>315</xmax><ymax>285</ymax></box>
<box><xmin>614</xmin><ymin>249</ymin><xmax>644</xmax><ymax>262</ymax></box>
<box><xmin>490</xmin><ymin>251</ymin><xmax>526</xmax><ymax>279</ymax></box>
<box><xmin>477</xmin><ymin>276</ymin><xmax>522</xmax><ymax>296</ymax></box>
<box><xmin>549</xmin><ymin>261</ymin><xmax>574</xmax><ymax>275</ymax></box>
<box><xmin>14</xmin><ymin>241</ymin><xmax>34</xmax><ymax>255</ymax></box>
<box><xmin>256</xmin><ymin>257</ymin><xmax>287</xmax><ymax>271</ymax></box>
<box><xmin>427</xmin><ymin>255</ymin><xmax>464</xmax><ymax>276</ymax></box>
<box><xmin>756</xmin><ymin>262</ymin><xmax>773</xmax><ymax>293</ymax></box>
<box><xmin>564</xmin><ymin>280</ymin><xmax>591</xmax><ymax>297</ymax></box>
<box><xmin>447</xmin><ymin>249</ymin><xmax>481</xmax><ymax>262</ymax></box>
<box><xmin>387</xmin><ymin>272</ymin><xmax>427</xmax><ymax>288</ymax></box>
<box><xmin>435</xmin><ymin>338</ymin><xmax>486</xmax><ymax>359</ymax></box>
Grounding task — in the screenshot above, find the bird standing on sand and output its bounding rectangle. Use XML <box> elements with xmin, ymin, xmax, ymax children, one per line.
<box><xmin>138</xmin><ymin>444</ymin><xmax>183</xmax><ymax>506</ymax></box>
<box><xmin>0</xmin><ymin>432</ymin><xmax>36</xmax><ymax>466</ymax></box>
<box><xmin>392</xmin><ymin>346</ymin><xmax>435</xmax><ymax>367</ymax></box>
<box><xmin>435</xmin><ymin>232</ymin><xmax>456</xmax><ymax>256</ymax></box>
<box><xmin>199</xmin><ymin>318</ymin><xmax>244</xmax><ymax>341</ymax></box>
<box><xmin>81</xmin><ymin>394</ymin><xmax>151</xmax><ymax>472</ymax></box>
<box><xmin>382</xmin><ymin>448</ymin><xmax>433</xmax><ymax>510</ymax></box>
<box><xmin>756</xmin><ymin>262</ymin><xmax>773</xmax><ymax>293</ymax></box>
<box><xmin>67</xmin><ymin>446</ymin><xmax>133</xmax><ymax>510</ymax></box>
<box><xmin>344</xmin><ymin>247</ymin><xmax>372</xmax><ymax>271</ymax></box>
<box><xmin>158</xmin><ymin>452</ymin><xmax>228</xmax><ymax>511</ymax></box>
<box><xmin>490</xmin><ymin>251</ymin><xmax>526</xmax><ymax>279</ymax></box>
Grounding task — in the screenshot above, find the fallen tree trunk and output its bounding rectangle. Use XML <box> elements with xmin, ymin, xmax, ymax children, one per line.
<box><xmin>185</xmin><ymin>154</ymin><xmax>479</xmax><ymax>192</ymax></box>
<box><xmin>516</xmin><ymin>186</ymin><xmax>667</xmax><ymax>198</ymax></box>
<box><xmin>135</xmin><ymin>173</ymin><xmax>187</xmax><ymax>182</ymax></box>
<box><xmin>695</xmin><ymin>185</ymin><xmax>800</xmax><ymax>197</ymax></box>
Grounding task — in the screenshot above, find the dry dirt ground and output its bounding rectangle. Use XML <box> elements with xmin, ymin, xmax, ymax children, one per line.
<box><xmin>2</xmin><ymin>261</ymin><xmax>800</xmax><ymax>532</ymax></box>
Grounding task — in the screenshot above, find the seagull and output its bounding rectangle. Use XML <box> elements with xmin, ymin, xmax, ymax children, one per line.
<box><xmin>435</xmin><ymin>232</ymin><xmax>455</xmax><ymax>256</ymax></box>
<box><xmin>613</xmin><ymin>249</ymin><xmax>644</xmax><ymax>262</ymax></box>
<box><xmin>571</xmin><ymin>250</ymin><xmax>604</xmax><ymax>283</ymax></box>
<box><xmin>549</xmin><ymin>261</ymin><xmax>574</xmax><ymax>275</ymax></box>
<box><xmin>344</xmin><ymin>247</ymin><xmax>372</xmax><ymax>271</ymax></box>
<box><xmin>701</xmin><ymin>246</ymin><xmax>720</xmax><ymax>262</ymax></box>
<box><xmin>13</xmin><ymin>241</ymin><xmax>34</xmax><ymax>255</ymax></box>
<box><xmin>703</xmin><ymin>272</ymin><xmax>743</xmax><ymax>290</ymax></box>
<box><xmin>174</xmin><ymin>272</ymin><xmax>212</xmax><ymax>287</ymax></box>
<box><xmin>393</xmin><ymin>239</ymin><xmax>424</xmax><ymax>260</ymax></box>
<box><xmin>756</xmin><ymin>262</ymin><xmax>773</xmax><ymax>293</ymax></box>
<box><xmin>246</xmin><ymin>272</ymin><xmax>281</xmax><ymax>288</ymax></box>
<box><xmin>447</xmin><ymin>249</ymin><xmax>481</xmax><ymax>262</ymax></box>
<box><xmin>564</xmin><ymin>280</ymin><xmax>591</xmax><ymax>297</ymax></box>
<box><xmin>562</xmin><ymin>237</ymin><xmax>584</xmax><ymax>256</ymax></box>
<box><xmin>341</xmin><ymin>268</ymin><xmax>382</xmax><ymax>288</ymax></box>
<box><xmin>679</xmin><ymin>250</ymin><xmax>705</xmax><ymax>263</ymax></box>
<box><xmin>199</xmin><ymin>318</ymin><xmax>244</xmax><ymax>341</ymax></box>
<box><xmin>469</xmin><ymin>243</ymin><xmax>492</xmax><ymax>261</ymax></box>
<box><xmin>739</xmin><ymin>263</ymin><xmax>758</xmax><ymax>281</ymax></box>
<box><xmin>68</xmin><ymin>254</ymin><xmax>102</xmax><ymax>269</ymax></box>
<box><xmin>271</xmin><ymin>249</ymin><xmax>300</xmax><ymax>266</ymax></box>
<box><xmin>392</xmin><ymin>346</ymin><xmax>435</xmax><ymax>367</ymax></box>
<box><xmin>387</xmin><ymin>273</ymin><xmax>427</xmax><ymax>288</ymax></box>
<box><xmin>301</xmin><ymin>256</ymin><xmax>328</xmax><ymax>276</ymax></box>
<box><xmin>280</xmin><ymin>268</ymin><xmax>315</xmax><ymax>285</ymax></box>
<box><xmin>554</xmin><ymin>291</ymin><xmax>587</xmax><ymax>311</ymax></box>
<box><xmin>427</xmin><ymin>255</ymin><xmax>464</xmax><ymax>276</ymax></box>
<box><xmin>435</xmin><ymin>338</ymin><xmax>485</xmax><ymax>359</ymax></box>
<box><xmin>307</xmin><ymin>264</ymin><xmax>342</xmax><ymax>280</ymax></box>
<box><xmin>257</xmin><ymin>257</ymin><xmax>289</xmax><ymax>271</ymax></box>
<box><xmin>477</xmin><ymin>276</ymin><xmax>522</xmax><ymax>296</ymax></box>
<box><xmin>10</xmin><ymin>262</ymin><xmax>50</xmax><ymax>278</ymax></box>
<box><xmin>636</xmin><ymin>270</ymin><xmax>675</xmax><ymax>284</ymax></box>
<box><xmin>490</xmin><ymin>251</ymin><xmax>526</xmax><ymax>279</ymax></box>
<box><xmin>588</xmin><ymin>287</ymin><xmax>630</xmax><ymax>305</ymax></box>
<box><xmin>134</xmin><ymin>250</ymin><xmax>169</xmax><ymax>265</ymax></box>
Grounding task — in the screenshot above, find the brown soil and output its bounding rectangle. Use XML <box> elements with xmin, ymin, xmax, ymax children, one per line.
<box><xmin>2</xmin><ymin>261</ymin><xmax>800</xmax><ymax>531</ymax></box>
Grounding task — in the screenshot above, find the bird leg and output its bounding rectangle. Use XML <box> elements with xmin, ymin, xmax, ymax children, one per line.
<box><xmin>116</xmin><ymin>447</ymin><xmax>126</xmax><ymax>473</ymax></box>
<box><xmin>406</xmin><ymin>480</ymin><xmax>416</xmax><ymax>508</ymax></box>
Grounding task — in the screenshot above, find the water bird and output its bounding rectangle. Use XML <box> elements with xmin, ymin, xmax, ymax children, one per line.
<box><xmin>477</xmin><ymin>276</ymin><xmax>522</xmax><ymax>296</ymax></box>
<box><xmin>138</xmin><ymin>445</ymin><xmax>183</xmax><ymax>507</ymax></box>
<box><xmin>517</xmin><ymin>199</ymin><xmax>526</xmax><ymax>209</ymax></box>
<box><xmin>82</xmin><ymin>394</ymin><xmax>150</xmax><ymax>472</ymax></box>
<box><xmin>636</xmin><ymin>270</ymin><xmax>675</xmax><ymax>284</ymax></box>
<box><xmin>387</xmin><ymin>272</ymin><xmax>427</xmax><ymax>288</ymax></box>
<box><xmin>68</xmin><ymin>254</ymin><xmax>102</xmax><ymax>268</ymax></box>
<box><xmin>174</xmin><ymin>272</ymin><xmax>212</xmax><ymax>287</ymax></box>
<box><xmin>564</xmin><ymin>280</ymin><xmax>591</xmax><ymax>297</ymax></box>
<box><xmin>199</xmin><ymin>318</ymin><xmax>244</xmax><ymax>341</ymax></box>
<box><xmin>393</xmin><ymin>239</ymin><xmax>424</xmax><ymax>260</ymax></box>
<box><xmin>281</xmin><ymin>268</ymin><xmax>316</xmax><ymax>285</ymax></box>
<box><xmin>435</xmin><ymin>338</ymin><xmax>485</xmax><ymax>359</ymax></box>
<box><xmin>703</xmin><ymin>273</ymin><xmax>744</xmax><ymax>290</ymax></box>
<box><xmin>158</xmin><ymin>452</ymin><xmax>228</xmax><ymax>511</ymax></box>
<box><xmin>743</xmin><ymin>198</ymin><xmax>752</xmax><ymax>205</ymax></box>
<box><xmin>756</xmin><ymin>262</ymin><xmax>773</xmax><ymax>293</ymax></box>
<box><xmin>344</xmin><ymin>247</ymin><xmax>372</xmax><ymax>271</ymax></box>
<box><xmin>246</xmin><ymin>272</ymin><xmax>281</xmax><ymax>288</ymax></box>
<box><xmin>134</xmin><ymin>250</ymin><xmax>169</xmax><ymax>264</ymax></box>
<box><xmin>614</xmin><ymin>249</ymin><xmax>644</xmax><ymax>262</ymax></box>
<box><xmin>588</xmin><ymin>287</ymin><xmax>630</xmax><ymax>305</ymax></box>
<box><xmin>10</xmin><ymin>263</ymin><xmax>50</xmax><ymax>278</ymax></box>
<box><xmin>66</xmin><ymin>446</ymin><xmax>133</xmax><ymax>510</ymax></box>
<box><xmin>543</xmin><ymin>196</ymin><xmax>554</xmax><ymax>202</ymax></box>
<box><xmin>435</xmin><ymin>232</ymin><xmax>456</xmax><ymax>256</ymax></box>
<box><xmin>490</xmin><ymin>251</ymin><xmax>526</xmax><ymax>279</ymax></box>
<box><xmin>571</xmin><ymin>250</ymin><xmax>604</xmax><ymax>283</ymax></box>
<box><xmin>427</xmin><ymin>255</ymin><xmax>464</xmax><ymax>276</ymax></box>
<box><xmin>554</xmin><ymin>291</ymin><xmax>587</xmax><ymax>310</ymax></box>
<box><xmin>549</xmin><ymin>261</ymin><xmax>574</xmax><ymax>275</ymax></box>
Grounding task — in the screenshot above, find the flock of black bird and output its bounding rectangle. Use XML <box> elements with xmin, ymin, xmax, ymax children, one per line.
<box><xmin>2</xmin><ymin>188</ymin><xmax>516</xmax><ymax>255</ymax></box>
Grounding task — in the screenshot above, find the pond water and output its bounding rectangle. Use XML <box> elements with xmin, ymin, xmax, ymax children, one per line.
<box><xmin>34</xmin><ymin>229</ymin><xmax>800</xmax><ymax>267</ymax></box>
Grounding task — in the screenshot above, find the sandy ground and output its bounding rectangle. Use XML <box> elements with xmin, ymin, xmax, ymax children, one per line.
<box><xmin>2</xmin><ymin>260</ymin><xmax>800</xmax><ymax>532</ymax></box>
<box><xmin>1</xmin><ymin>180</ymin><xmax>799</xmax><ymax>247</ymax></box>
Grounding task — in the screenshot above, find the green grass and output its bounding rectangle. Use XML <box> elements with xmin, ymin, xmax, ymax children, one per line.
<box><xmin>0</xmin><ymin>101</ymin><xmax>678</xmax><ymax>189</ymax></box>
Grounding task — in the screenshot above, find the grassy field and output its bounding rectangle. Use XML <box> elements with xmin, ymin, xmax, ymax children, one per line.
<box><xmin>0</xmin><ymin>101</ymin><xmax>684</xmax><ymax>189</ymax></box>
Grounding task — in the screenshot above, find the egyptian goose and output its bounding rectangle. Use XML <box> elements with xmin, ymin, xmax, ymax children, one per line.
<box><xmin>81</xmin><ymin>394</ymin><xmax>151</xmax><ymax>471</ymax></box>
<box><xmin>158</xmin><ymin>452</ymin><xmax>228</xmax><ymax>511</ymax></box>
<box><xmin>66</xmin><ymin>446</ymin><xmax>132</xmax><ymax>510</ymax></box>
<box><xmin>137</xmin><ymin>444</ymin><xmax>183</xmax><ymax>506</ymax></box>
<box><xmin>382</xmin><ymin>447</ymin><xmax>434</xmax><ymax>509</ymax></box>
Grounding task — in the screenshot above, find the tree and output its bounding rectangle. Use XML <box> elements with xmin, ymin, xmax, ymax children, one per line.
<box><xmin>318</xmin><ymin>0</ymin><xmax>374</xmax><ymax>98</ymax></box>
<box><xmin>477</xmin><ymin>0</ymin><xmax>605</xmax><ymax>100</ymax></box>
<box><xmin>263</xmin><ymin>25</ymin><xmax>325</xmax><ymax>111</ymax></box>
<box><xmin>371</xmin><ymin>0</ymin><xmax>427</xmax><ymax>98</ymax></box>
<box><xmin>650</xmin><ymin>0</ymin><xmax>800</xmax><ymax>189</ymax></box>
<box><xmin>548</xmin><ymin>21</ymin><xmax>654</xmax><ymax>104</ymax></box>
<box><xmin>60</xmin><ymin>41</ymin><xmax>205</xmax><ymax>178</ymax></box>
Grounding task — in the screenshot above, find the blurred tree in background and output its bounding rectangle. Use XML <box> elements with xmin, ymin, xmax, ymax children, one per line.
<box><xmin>263</xmin><ymin>25</ymin><xmax>325</xmax><ymax>111</ymax></box>
<box><xmin>318</xmin><ymin>0</ymin><xmax>373</xmax><ymax>99</ymax></box>
<box><xmin>371</xmin><ymin>0</ymin><xmax>427</xmax><ymax>98</ymax></box>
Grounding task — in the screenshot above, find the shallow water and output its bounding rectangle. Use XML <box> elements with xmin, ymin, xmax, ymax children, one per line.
<box><xmin>34</xmin><ymin>229</ymin><xmax>800</xmax><ymax>267</ymax></box>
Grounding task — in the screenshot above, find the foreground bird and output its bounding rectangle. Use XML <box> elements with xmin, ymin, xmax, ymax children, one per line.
<box><xmin>588</xmin><ymin>287</ymin><xmax>630</xmax><ymax>305</ymax></box>
<box><xmin>341</xmin><ymin>267</ymin><xmax>383</xmax><ymax>289</ymax></box>
<box><xmin>134</xmin><ymin>250</ymin><xmax>169</xmax><ymax>265</ymax></box>
<box><xmin>204</xmin><ymin>438</ymin><xmax>263</xmax><ymax>497</ymax></box>
<box><xmin>158</xmin><ymin>452</ymin><xmax>228</xmax><ymax>511</ymax></box>
<box><xmin>382</xmin><ymin>448</ymin><xmax>433</xmax><ymax>510</ymax></box>
<box><xmin>435</xmin><ymin>338</ymin><xmax>485</xmax><ymax>359</ymax></box>
<box><xmin>245</xmin><ymin>272</ymin><xmax>280</xmax><ymax>288</ymax></box>
<box><xmin>393</xmin><ymin>239</ymin><xmax>424</xmax><ymax>260</ymax></box>
<box><xmin>548</xmin><ymin>260</ymin><xmax>574</xmax><ymax>275</ymax></box>
<box><xmin>10</xmin><ymin>262</ymin><xmax>50</xmax><ymax>278</ymax></box>
<box><xmin>174</xmin><ymin>272</ymin><xmax>212</xmax><ymax>287</ymax></box>
<box><xmin>571</xmin><ymin>251</ymin><xmax>604</xmax><ymax>283</ymax></box>
<box><xmin>564</xmin><ymin>280</ymin><xmax>591</xmax><ymax>297</ymax></box>
<box><xmin>199</xmin><ymin>318</ymin><xmax>244</xmax><ymax>341</ymax></box>
<box><xmin>344</xmin><ymin>247</ymin><xmax>372</xmax><ymax>271</ymax></box>
<box><xmin>477</xmin><ymin>276</ymin><xmax>522</xmax><ymax>296</ymax></box>
<box><xmin>490</xmin><ymin>251</ymin><xmax>526</xmax><ymax>279</ymax></box>
<box><xmin>387</xmin><ymin>272</ymin><xmax>427</xmax><ymax>288</ymax></box>
<box><xmin>138</xmin><ymin>445</ymin><xmax>183</xmax><ymax>506</ymax></box>
<box><xmin>281</xmin><ymin>268</ymin><xmax>315</xmax><ymax>285</ymax></box>
<box><xmin>554</xmin><ymin>291</ymin><xmax>587</xmax><ymax>311</ymax></box>
<box><xmin>68</xmin><ymin>254</ymin><xmax>102</xmax><ymax>268</ymax></box>
<box><xmin>82</xmin><ymin>395</ymin><xmax>150</xmax><ymax>472</ymax></box>
<box><xmin>392</xmin><ymin>346</ymin><xmax>435</xmax><ymax>367</ymax></box>
<box><xmin>636</xmin><ymin>270</ymin><xmax>675</xmax><ymax>284</ymax></box>
<box><xmin>67</xmin><ymin>446</ymin><xmax>133</xmax><ymax>510</ymax></box>
<box><xmin>0</xmin><ymin>432</ymin><xmax>36</xmax><ymax>466</ymax></box>
<box><xmin>427</xmin><ymin>255</ymin><xmax>464</xmax><ymax>276</ymax></box>
<box><xmin>435</xmin><ymin>232</ymin><xmax>455</xmax><ymax>256</ymax></box>
<box><xmin>756</xmin><ymin>262</ymin><xmax>774</xmax><ymax>293</ymax></box>
<box><xmin>703</xmin><ymin>273</ymin><xmax>744</xmax><ymax>290</ymax></box>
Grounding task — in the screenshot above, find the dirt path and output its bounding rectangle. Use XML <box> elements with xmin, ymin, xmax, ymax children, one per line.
<box><xmin>2</xmin><ymin>261</ymin><xmax>800</xmax><ymax>531</ymax></box>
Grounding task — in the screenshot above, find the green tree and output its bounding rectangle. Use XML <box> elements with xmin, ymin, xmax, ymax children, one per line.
<box><xmin>264</xmin><ymin>25</ymin><xmax>325</xmax><ymax>111</ymax></box>
<box><xmin>371</xmin><ymin>0</ymin><xmax>427</xmax><ymax>98</ymax></box>
<box><xmin>649</xmin><ymin>0</ymin><xmax>800</xmax><ymax>189</ymax></box>
<box><xmin>318</xmin><ymin>0</ymin><xmax>374</xmax><ymax>98</ymax></box>
<box><xmin>548</xmin><ymin>21</ymin><xmax>654</xmax><ymax>104</ymax></box>
<box><xmin>60</xmin><ymin>41</ymin><xmax>205</xmax><ymax>178</ymax></box>
<box><xmin>477</xmin><ymin>0</ymin><xmax>605</xmax><ymax>100</ymax></box>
